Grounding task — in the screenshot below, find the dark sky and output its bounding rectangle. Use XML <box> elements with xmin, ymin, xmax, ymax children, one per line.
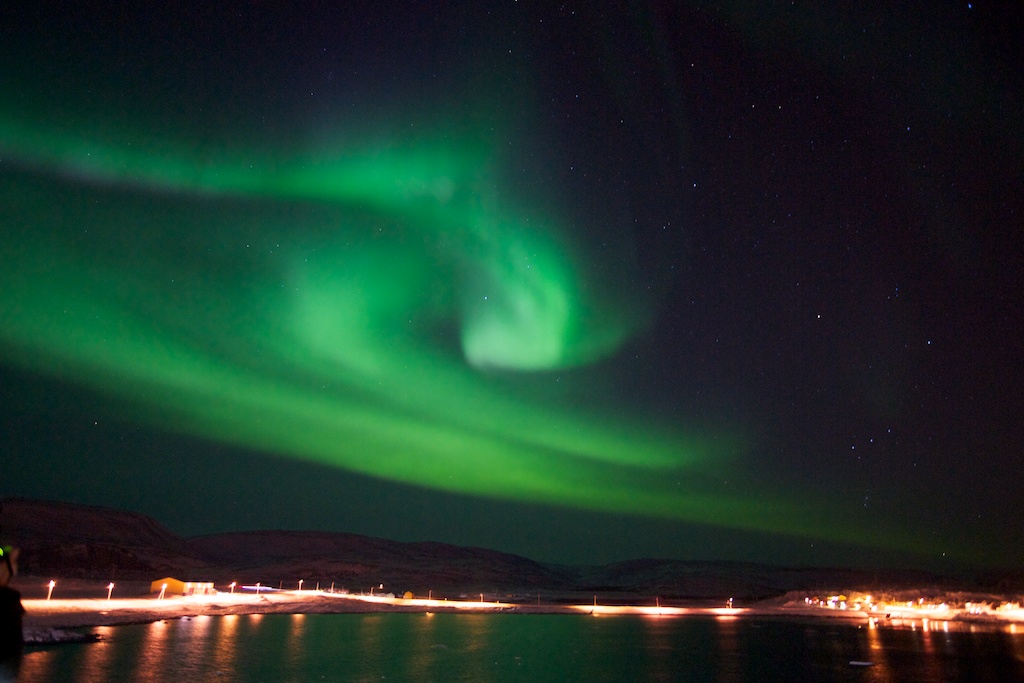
<box><xmin>2</xmin><ymin>2</ymin><xmax>1021</xmax><ymax>571</ymax></box>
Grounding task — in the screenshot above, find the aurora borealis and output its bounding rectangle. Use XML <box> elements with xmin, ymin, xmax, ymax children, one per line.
<box><xmin>0</xmin><ymin>135</ymin><xmax>710</xmax><ymax>514</ymax></box>
<box><xmin>3</xmin><ymin>3</ymin><xmax>1022</xmax><ymax>569</ymax></box>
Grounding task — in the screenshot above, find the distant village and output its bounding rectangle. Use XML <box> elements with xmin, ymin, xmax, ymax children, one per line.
<box><xmin>801</xmin><ymin>591</ymin><xmax>1024</xmax><ymax>624</ymax></box>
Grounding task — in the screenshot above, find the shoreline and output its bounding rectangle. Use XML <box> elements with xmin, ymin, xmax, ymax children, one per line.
<box><xmin>21</xmin><ymin>588</ymin><xmax>1024</xmax><ymax>636</ymax></box>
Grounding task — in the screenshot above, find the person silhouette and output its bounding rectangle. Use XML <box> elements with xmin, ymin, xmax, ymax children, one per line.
<box><xmin>0</xmin><ymin>545</ymin><xmax>24</xmax><ymax>682</ymax></box>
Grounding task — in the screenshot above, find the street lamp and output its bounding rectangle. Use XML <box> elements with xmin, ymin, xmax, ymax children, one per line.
<box><xmin>229</xmin><ymin>582</ymin><xmax>236</xmax><ymax>594</ymax></box>
<box><xmin>46</xmin><ymin>580</ymin><xmax>56</xmax><ymax>600</ymax></box>
<box><xmin>298</xmin><ymin>579</ymin><xmax>304</xmax><ymax>591</ymax></box>
<box><xmin>107</xmin><ymin>583</ymin><xmax>114</xmax><ymax>600</ymax></box>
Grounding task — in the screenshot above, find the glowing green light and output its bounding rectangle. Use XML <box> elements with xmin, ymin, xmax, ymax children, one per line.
<box><xmin>0</xmin><ymin>108</ymin><xmax>909</xmax><ymax>553</ymax></box>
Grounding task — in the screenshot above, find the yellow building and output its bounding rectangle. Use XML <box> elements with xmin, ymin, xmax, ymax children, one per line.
<box><xmin>150</xmin><ymin>577</ymin><xmax>216</xmax><ymax>596</ymax></box>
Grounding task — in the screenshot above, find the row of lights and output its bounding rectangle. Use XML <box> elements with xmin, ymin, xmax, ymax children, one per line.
<box><xmin>37</xmin><ymin>580</ymin><xmax>743</xmax><ymax>616</ymax></box>
<box><xmin>39</xmin><ymin>580</ymin><xmax>509</xmax><ymax>605</ymax></box>
<box><xmin>41</xmin><ymin>580</ymin><xmax>116</xmax><ymax>600</ymax></box>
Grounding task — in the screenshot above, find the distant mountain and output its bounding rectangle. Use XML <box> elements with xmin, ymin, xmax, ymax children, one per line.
<box><xmin>0</xmin><ymin>498</ymin><xmax>208</xmax><ymax>579</ymax></box>
<box><xmin>0</xmin><ymin>498</ymin><xmax>571</xmax><ymax>593</ymax></box>
<box><xmin>562</xmin><ymin>558</ymin><xmax>946</xmax><ymax>600</ymax></box>
<box><xmin>0</xmin><ymin>498</ymin><xmax>1001</xmax><ymax>599</ymax></box>
<box><xmin>190</xmin><ymin>530</ymin><xmax>572</xmax><ymax>593</ymax></box>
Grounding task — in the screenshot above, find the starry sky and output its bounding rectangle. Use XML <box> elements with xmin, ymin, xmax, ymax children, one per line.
<box><xmin>2</xmin><ymin>2</ymin><xmax>1021</xmax><ymax>571</ymax></box>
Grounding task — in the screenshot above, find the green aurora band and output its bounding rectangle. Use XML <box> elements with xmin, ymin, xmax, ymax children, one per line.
<box><xmin>0</xmin><ymin>110</ymin><xmax>915</xmax><ymax>554</ymax></box>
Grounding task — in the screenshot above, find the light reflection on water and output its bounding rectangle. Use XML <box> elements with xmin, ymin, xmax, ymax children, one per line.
<box><xmin>864</xmin><ymin>619</ymin><xmax>894</xmax><ymax>683</ymax></box>
<box><xmin>133</xmin><ymin>619</ymin><xmax>170</xmax><ymax>683</ymax></box>
<box><xmin>1013</xmin><ymin>625</ymin><xmax>1024</xmax><ymax>665</ymax></box>
<box><xmin>715</xmin><ymin>616</ymin><xmax>742</xmax><ymax>682</ymax></box>
<box><xmin>919</xmin><ymin>621</ymin><xmax>945</xmax><ymax>683</ymax></box>
<box><xmin>407</xmin><ymin>610</ymin><xmax>439</xmax><ymax>676</ymax></box>
<box><xmin>76</xmin><ymin>625</ymin><xmax>111</xmax><ymax>683</ymax></box>
<box><xmin>17</xmin><ymin>645</ymin><xmax>52</xmax><ymax>681</ymax></box>
<box><xmin>286</xmin><ymin>613</ymin><xmax>305</xmax><ymax>674</ymax></box>
<box><xmin>18</xmin><ymin>614</ymin><xmax>1024</xmax><ymax>682</ymax></box>
<box><xmin>211</xmin><ymin>614</ymin><xmax>239</xmax><ymax>675</ymax></box>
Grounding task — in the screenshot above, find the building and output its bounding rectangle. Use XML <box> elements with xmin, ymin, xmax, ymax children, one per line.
<box><xmin>150</xmin><ymin>577</ymin><xmax>216</xmax><ymax>596</ymax></box>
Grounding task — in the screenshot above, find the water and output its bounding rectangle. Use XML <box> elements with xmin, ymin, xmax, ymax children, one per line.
<box><xmin>19</xmin><ymin>613</ymin><xmax>1024</xmax><ymax>682</ymax></box>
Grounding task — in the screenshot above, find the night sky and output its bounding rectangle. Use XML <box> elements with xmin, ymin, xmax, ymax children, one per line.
<box><xmin>2</xmin><ymin>2</ymin><xmax>1021</xmax><ymax>571</ymax></box>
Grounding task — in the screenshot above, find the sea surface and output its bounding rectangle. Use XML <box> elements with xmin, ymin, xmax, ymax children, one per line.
<box><xmin>18</xmin><ymin>613</ymin><xmax>1024</xmax><ymax>682</ymax></box>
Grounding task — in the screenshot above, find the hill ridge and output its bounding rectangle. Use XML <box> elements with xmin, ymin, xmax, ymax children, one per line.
<box><xmin>1</xmin><ymin>497</ymin><xmax>1000</xmax><ymax>599</ymax></box>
